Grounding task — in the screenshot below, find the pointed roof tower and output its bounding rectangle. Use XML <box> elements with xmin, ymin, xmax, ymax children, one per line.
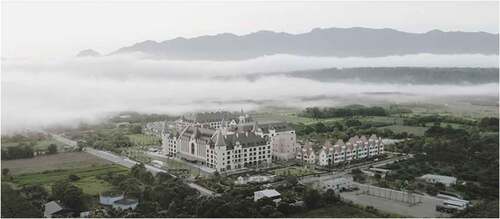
<box><xmin>252</xmin><ymin>121</ymin><xmax>260</xmax><ymax>132</ymax></box>
<box><xmin>214</xmin><ymin>129</ymin><xmax>226</xmax><ymax>147</ymax></box>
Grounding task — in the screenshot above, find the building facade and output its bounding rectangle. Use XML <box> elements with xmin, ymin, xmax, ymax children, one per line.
<box><xmin>299</xmin><ymin>134</ymin><xmax>384</xmax><ymax>166</ymax></box>
<box><xmin>254</xmin><ymin>122</ymin><xmax>299</xmax><ymax>161</ymax></box>
<box><xmin>296</xmin><ymin>142</ymin><xmax>316</xmax><ymax>165</ymax></box>
<box><xmin>176</xmin><ymin>111</ymin><xmax>251</xmax><ymax>130</ymax></box>
<box><xmin>174</xmin><ymin>125</ymin><xmax>272</xmax><ymax>172</ymax></box>
<box><xmin>162</xmin><ymin>111</ymin><xmax>298</xmax><ymax>172</ymax></box>
<box><xmin>310</xmin><ymin>175</ymin><xmax>354</xmax><ymax>192</ymax></box>
<box><xmin>161</xmin><ymin>131</ymin><xmax>178</xmax><ymax>156</ymax></box>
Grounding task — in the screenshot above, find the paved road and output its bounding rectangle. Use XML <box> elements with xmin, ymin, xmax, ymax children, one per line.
<box><xmin>50</xmin><ymin>133</ymin><xmax>216</xmax><ymax>197</ymax></box>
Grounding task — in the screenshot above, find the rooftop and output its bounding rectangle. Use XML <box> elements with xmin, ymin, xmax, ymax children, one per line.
<box><xmin>44</xmin><ymin>201</ymin><xmax>63</xmax><ymax>216</ymax></box>
<box><xmin>114</xmin><ymin>198</ymin><xmax>138</xmax><ymax>205</ymax></box>
<box><xmin>182</xmin><ymin>111</ymin><xmax>243</xmax><ymax>123</ymax></box>
<box><xmin>420</xmin><ymin>174</ymin><xmax>457</xmax><ymax>182</ymax></box>
<box><xmin>255</xmin><ymin>189</ymin><xmax>281</xmax><ymax>198</ymax></box>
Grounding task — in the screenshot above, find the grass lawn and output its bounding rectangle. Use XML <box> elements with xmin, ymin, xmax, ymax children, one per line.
<box><xmin>10</xmin><ymin>164</ymin><xmax>128</xmax><ymax>195</ymax></box>
<box><xmin>377</xmin><ymin>125</ymin><xmax>429</xmax><ymax>136</ymax></box>
<box><xmin>252</xmin><ymin>112</ymin><xmax>344</xmax><ymax>125</ymax></box>
<box><xmin>359</xmin><ymin>116</ymin><xmax>404</xmax><ymax>126</ymax></box>
<box><xmin>73</xmin><ymin>176</ymin><xmax>115</xmax><ymax>195</ymax></box>
<box><xmin>127</xmin><ymin>134</ymin><xmax>161</xmax><ymax>146</ymax></box>
<box><xmin>271</xmin><ymin>166</ymin><xmax>318</xmax><ymax>177</ymax></box>
<box><xmin>291</xmin><ymin>203</ymin><xmax>382</xmax><ymax>218</ymax></box>
<box><xmin>1</xmin><ymin>152</ymin><xmax>113</xmax><ymax>175</ymax></box>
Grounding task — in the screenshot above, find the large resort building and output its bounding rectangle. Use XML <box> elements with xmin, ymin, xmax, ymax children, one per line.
<box><xmin>160</xmin><ymin>110</ymin><xmax>383</xmax><ymax>172</ymax></box>
<box><xmin>162</xmin><ymin>111</ymin><xmax>296</xmax><ymax>172</ymax></box>
<box><xmin>176</xmin><ymin>126</ymin><xmax>271</xmax><ymax>171</ymax></box>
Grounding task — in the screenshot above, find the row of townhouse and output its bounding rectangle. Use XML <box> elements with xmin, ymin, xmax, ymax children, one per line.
<box><xmin>296</xmin><ymin>135</ymin><xmax>384</xmax><ymax>166</ymax></box>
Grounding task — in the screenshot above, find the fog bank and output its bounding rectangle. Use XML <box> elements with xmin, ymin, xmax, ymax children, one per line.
<box><xmin>2</xmin><ymin>54</ymin><xmax>499</xmax><ymax>133</ymax></box>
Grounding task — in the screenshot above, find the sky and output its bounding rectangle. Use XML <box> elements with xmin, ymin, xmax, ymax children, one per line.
<box><xmin>2</xmin><ymin>1</ymin><xmax>499</xmax><ymax>58</ymax></box>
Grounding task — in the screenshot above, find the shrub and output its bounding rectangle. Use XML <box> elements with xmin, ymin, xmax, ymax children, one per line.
<box><xmin>68</xmin><ymin>174</ymin><xmax>81</xmax><ymax>181</ymax></box>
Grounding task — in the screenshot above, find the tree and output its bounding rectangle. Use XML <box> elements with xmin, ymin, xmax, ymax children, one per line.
<box><xmin>454</xmin><ymin>200</ymin><xmax>499</xmax><ymax>218</ymax></box>
<box><xmin>47</xmin><ymin>144</ymin><xmax>58</xmax><ymax>154</ymax></box>
<box><xmin>166</xmin><ymin>201</ymin><xmax>179</xmax><ymax>217</ymax></box>
<box><xmin>303</xmin><ymin>188</ymin><xmax>322</xmax><ymax>209</ymax></box>
<box><xmin>322</xmin><ymin>188</ymin><xmax>339</xmax><ymax>204</ymax></box>
<box><xmin>426</xmin><ymin>185</ymin><xmax>438</xmax><ymax>196</ymax></box>
<box><xmin>156</xmin><ymin>172</ymin><xmax>173</xmax><ymax>184</ymax></box>
<box><xmin>1</xmin><ymin>183</ymin><xmax>42</xmax><ymax>218</ymax></box>
<box><xmin>130</xmin><ymin>125</ymin><xmax>143</xmax><ymax>134</ymax></box>
<box><xmin>2</xmin><ymin>168</ymin><xmax>10</xmax><ymax>176</ymax></box>
<box><xmin>62</xmin><ymin>185</ymin><xmax>85</xmax><ymax>212</ymax></box>
<box><xmin>68</xmin><ymin>174</ymin><xmax>81</xmax><ymax>181</ymax></box>
<box><xmin>51</xmin><ymin>180</ymin><xmax>85</xmax><ymax>212</ymax></box>
<box><xmin>2</xmin><ymin>168</ymin><xmax>12</xmax><ymax>180</ymax></box>
<box><xmin>119</xmin><ymin>177</ymin><xmax>142</xmax><ymax>198</ymax></box>
<box><xmin>285</xmin><ymin>175</ymin><xmax>298</xmax><ymax>187</ymax></box>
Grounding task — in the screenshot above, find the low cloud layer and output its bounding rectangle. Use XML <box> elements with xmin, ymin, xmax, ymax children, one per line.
<box><xmin>2</xmin><ymin>54</ymin><xmax>499</xmax><ymax>133</ymax></box>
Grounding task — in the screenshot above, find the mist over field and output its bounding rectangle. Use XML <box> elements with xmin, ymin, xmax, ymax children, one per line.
<box><xmin>2</xmin><ymin>53</ymin><xmax>499</xmax><ymax>133</ymax></box>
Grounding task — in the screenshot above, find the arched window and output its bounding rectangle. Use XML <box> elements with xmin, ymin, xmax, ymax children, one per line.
<box><xmin>191</xmin><ymin>143</ymin><xmax>195</xmax><ymax>155</ymax></box>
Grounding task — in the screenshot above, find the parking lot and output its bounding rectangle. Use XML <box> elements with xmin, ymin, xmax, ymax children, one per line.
<box><xmin>340</xmin><ymin>183</ymin><xmax>451</xmax><ymax>218</ymax></box>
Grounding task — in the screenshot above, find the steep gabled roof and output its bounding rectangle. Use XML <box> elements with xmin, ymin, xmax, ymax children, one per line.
<box><xmin>335</xmin><ymin>139</ymin><xmax>345</xmax><ymax>146</ymax></box>
<box><xmin>180</xmin><ymin>125</ymin><xmax>215</xmax><ymax>141</ymax></box>
<box><xmin>360</xmin><ymin>135</ymin><xmax>368</xmax><ymax>142</ymax></box>
<box><xmin>183</xmin><ymin>111</ymin><xmax>240</xmax><ymax>123</ymax></box>
<box><xmin>213</xmin><ymin>129</ymin><xmax>226</xmax><ymax>147</ymax></box>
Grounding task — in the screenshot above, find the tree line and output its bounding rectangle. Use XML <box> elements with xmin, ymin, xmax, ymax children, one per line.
<box><xmin>390</xmin><ymin>124</ymin><xmax>499</xmax><ymax>202</ymax></box>
<box><xmin>301</xmin><ymin>105</ymin><xmax>388</xmax><ymax>119</ymax></box>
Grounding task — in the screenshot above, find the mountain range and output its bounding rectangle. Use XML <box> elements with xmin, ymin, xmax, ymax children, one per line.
<box><xmin>98</xmin><ymin>27</ymin><xmax>499</xmax><ymax>60</ymax></box>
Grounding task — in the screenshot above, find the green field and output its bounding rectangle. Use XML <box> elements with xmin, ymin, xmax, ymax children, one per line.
<box><xmin>377</xmin><ymin>125</ymin><xmax>429</xmax><ymax>136</ymax></box>
<box><xmin>127</xmin><ymin>134</ymin><xmax>161</xmax><ymax>146</ymax></box>
<box><xmin>359</xmin><ymin>116</ymin><xmax>404</xmax><ymax>125</ymax></box>
<box><xmin>252</xmin><ymin>112</ymin><xmax>345</xmax><ymax>125</ymax></box>
<box><xmin>11</xmin><ymin>164</ymin><xmax>128</xmax><ymax>195</ymax></box>
<box><xmin>1</xmin><ymin>152</ymin><xmax>113</xmax><ymax>175</ymax></box>
<box><xmin>291</xmin><ymin>203</ymin><xmax>383</xmax><ymax>218</ymax></box>
<box><xmin>271</xmin><ymin>166</ymin><xmax>318</xmax><ymax>177</ymax></box>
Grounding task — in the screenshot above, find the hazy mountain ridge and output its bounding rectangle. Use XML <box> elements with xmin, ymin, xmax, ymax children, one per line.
<box><xmin>76</xmin><ymin>49</ymin><xmax>101</xmax><ymax>57</ymax></box>
<box><xmin>110</xmin><ymin>27</ymin><xmax>499</xmax><ymax>60</ymax></box>
<box><xmin>222</xmin><ymin>67</ymin><xmax>500</xmax><ymax>85</ymax></box>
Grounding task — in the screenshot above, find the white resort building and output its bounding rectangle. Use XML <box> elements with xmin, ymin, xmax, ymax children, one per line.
<box><xmin>161</xmin><ymin>111</ymin><xmax>299</xmax><ymax>172</ymax></box>
<box><xmin>175</xmin><ymin>111</ymin><xmax>251</xmax><ymax>130</ymax></box>
<box><xmin>175</xmin><ymin>125</ymin><xmax>272</xmax><ymax>172</ymax></box>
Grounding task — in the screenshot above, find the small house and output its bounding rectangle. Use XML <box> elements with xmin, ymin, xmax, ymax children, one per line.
<box><xmin>254</xmin><ymin>189</ymin><xmax>281</xmax><ymax>203</ymax></box>
<box><xmin>419</xmin><ymin>174</ymin><xmax>457</xmax><ymax>187</ymax></box>
<box><xmin>99</xmin><ymin>191</ymin><xmax>124</xmax><ymax>205</ymax></box>
<box><xmin>43</xmin><ymin>201</ymin><xmax>75</xmax><ymax>218</ymax></box>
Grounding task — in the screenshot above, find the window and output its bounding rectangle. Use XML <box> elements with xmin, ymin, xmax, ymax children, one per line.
<box><xmin>191</xmin><ymin>143</ymin><xmax>195</xmax><ymax>154</ymax></box>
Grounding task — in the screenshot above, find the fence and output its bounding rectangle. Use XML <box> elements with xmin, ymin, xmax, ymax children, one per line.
<box><xmin>355</xmin><ymin>183</ymin><xmax>422</xmax><ymax>206</ymax></box>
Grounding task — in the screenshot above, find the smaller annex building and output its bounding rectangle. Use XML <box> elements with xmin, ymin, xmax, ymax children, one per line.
<box><xmin>99</xmin><ymin>191</ymin><xmax>139</xmax><ymax>210</ymax></box>
<box><xmin>99</xmin><ymin>191</ymin><xmax>124</xmax><ymax>205</ymax></box>
<box><xmin>254</xmin><ymin>189</ymin><xmax>281</xmax><ymax>203</ymax></box>
<box><xmin>419</xmin><ymin>174</ymin><xmax>457</xmax><ymax>187</ymax></box>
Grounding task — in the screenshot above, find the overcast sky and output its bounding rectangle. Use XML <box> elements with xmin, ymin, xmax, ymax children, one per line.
<box><xmin>2</xmin><ymin>1</ymin><xmax>498</xmax><ymax>58</ymax></box>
